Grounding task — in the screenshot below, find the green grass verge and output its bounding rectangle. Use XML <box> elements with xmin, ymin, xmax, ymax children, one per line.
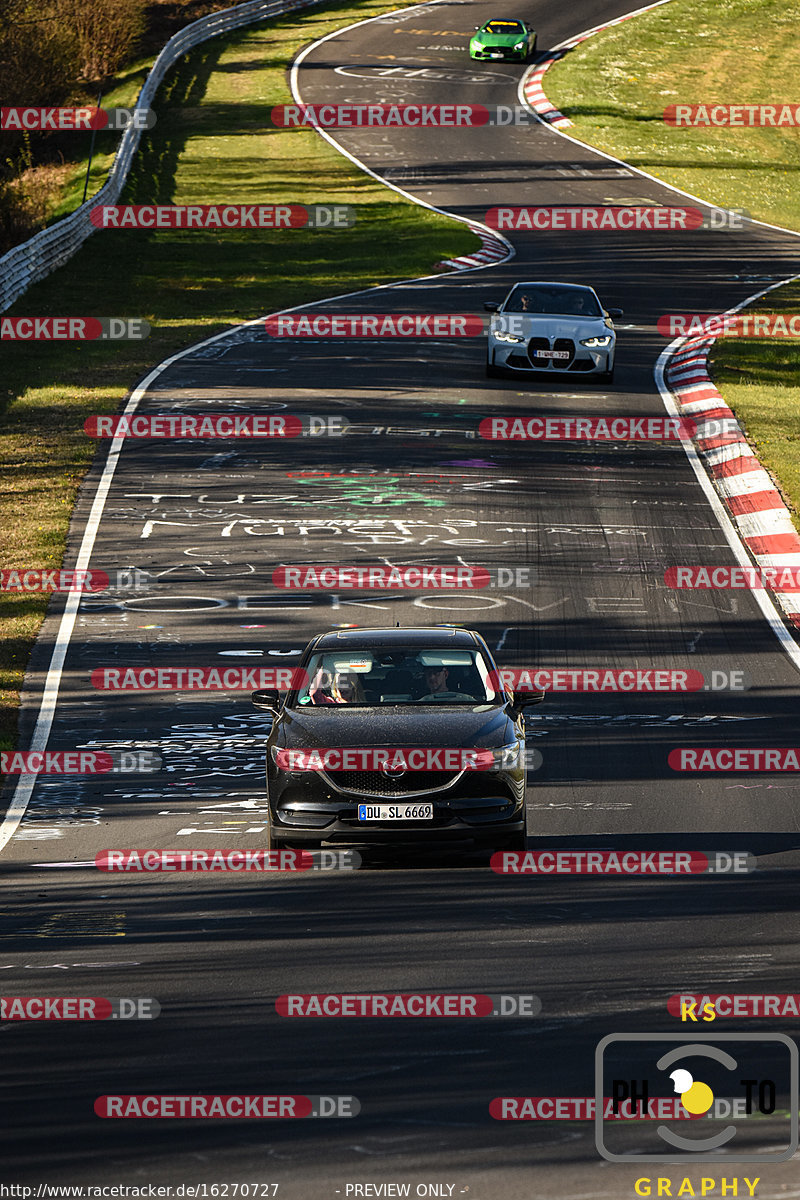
<box><xmin>546</xmin><ymin>0</ymin><xmax>800</xmax><ymax>230</ymax></box>
<box><xmin>546</xmin><ymin>0</ymin><xmax>800</xmax><ymax>531</ymax></box>
<box><xmin>0</xmin><ymin>0</ymin><xmax>479</xmax><ymax>753</ymax></box>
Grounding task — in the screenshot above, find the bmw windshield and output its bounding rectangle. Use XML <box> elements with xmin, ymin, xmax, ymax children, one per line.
<box><xmin>502</xmin><ymin>285</ymin><xmax>603</xmax><ymax>317</ymax></box>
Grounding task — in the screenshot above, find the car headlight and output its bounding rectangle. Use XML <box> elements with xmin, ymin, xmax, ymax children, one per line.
<box><xmin>493</xmin><ymin>331</ymin><xmax>525</xmax><ymax>344</ymax></box>
<box><xmin>579</xmin><ymin>334</ymin><xmax>612</xmax><ymax>347</ymax></box>
<box><xmin>513</xmin><ymin>40</ymin><xmax>525</xmax><ymax>49</ymax></box>
<box><xmin>488</xmin><ymin>742</ymin><xmax>523</xmax><ymax>771</ymax></box>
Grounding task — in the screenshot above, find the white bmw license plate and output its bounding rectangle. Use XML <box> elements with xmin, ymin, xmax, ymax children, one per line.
<box><xmin>358</xmin><ymin>803</ymin><xmax>433</xmax><ymax>821</ymax></box>
<box><xmin>534</xmin><ymin>349</ymin><xmax>570</xmax><ymax>360</ymax></box>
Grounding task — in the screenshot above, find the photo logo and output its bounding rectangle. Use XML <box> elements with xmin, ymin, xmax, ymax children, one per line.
<box><xmin>479</xmin><ymin>417</ymin><xmax>692</xmax><ymax>441</ymax></box>
<box><xmin>90</xmin><ymin>667</ymin><xmax>307</xmax><ymax>691</ymax></box>
<box><xmin>1</xmin><ymin>318</ymin><xmax>149</xmax><ymax>340</ymax></box>
<box><xmin>664</xmin><ymin>104</ymin><xmax>800</xmax><ymax>127</ymax></box>
<box><xmin>270</xmin><ymin>103</ymin><xmax>537</xmax><ymax>127</ymax></box>
<box><xmin>264</xmin><ymin>314</ymin><xmax>483</xmax><ymax>337</ymax></box>
<box><xmin>95</xmin><ymin>1094</ymin><xmax>359</xmax><ymax>1119</ymax></box>
<box><xmin>0</xmin><ymin>997</ymin><xmax>159</xmax><ymax>1020</ymax></box>
<box><xmin>485</xmin><ymin>206</ymin><xmax>749</xmax><ymax>232</ymax></box>
<box><xmin>276</xmin><ymin>993</ymin><xmax>541</xmax><ymax>1017</ymax></box>
<box><xmin>91</xmin><ymin>205</ymin><xmax>355</xmax><ymax>230</ymax></box>
<box><xmin>669</xmin><ymin>994</ymin><xmax>800</xmax><ymax>1020</ymax></box>
<box><xmin>273</xmin><ymin>565</ymin><xmax>493</xmax><ymax>590</ymax></box>
<box><xmin>1</xmin><ymin>107</ymin><xmax>155</xmax><ymax>131</ymax></box>
<box><xmin>84</xmin><ymin>414</ymin><xmax>301</xmax><ymax>439</ymax></box>
<box><xmin>658</xmin><ymin>314</ymin><xmax>800</xmax><ymax>338</ymax></box>
<box><xmin>1</xmin><ymin>750</ymin><xmax>161</xmax><ymax>775</ymax></box>
<box><xmin>595</xmin><ymin>1034</ymin><xmax>798</xmax><ymax>1162</ymax></box>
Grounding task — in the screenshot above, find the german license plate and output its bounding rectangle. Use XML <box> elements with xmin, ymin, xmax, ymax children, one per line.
<box><xmin>358</xmin><ymin>803</ymin><xmax>433</xmax><ymax>821</ymax></box>
<box><xmin>534</xmin><ymin>349</ymin><xmax>570</xmax><ymax>359</ymax></box>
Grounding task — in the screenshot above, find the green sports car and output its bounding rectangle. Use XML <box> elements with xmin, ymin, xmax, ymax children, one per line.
<box><xmin>470</xmin><ymin>18</ymin><xmax>537</xmax><ymax>62</ymax></box>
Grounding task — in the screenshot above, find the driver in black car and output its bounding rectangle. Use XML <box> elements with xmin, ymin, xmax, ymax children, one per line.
<box><xmin>418</xmin><ymin>664</ymin><xmax>476</xmax><ymax>702</ymax></box>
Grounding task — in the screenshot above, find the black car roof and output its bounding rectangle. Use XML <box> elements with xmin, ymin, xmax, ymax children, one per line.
<box><xmin>508</xmin><ymin>281</ymin><xmax>595</xmax><ymax>292</ymax></box>
<box><xmin>311</xmin><ymin>627</ymin><xmax>480</xmax><ymax>650</ymax></box>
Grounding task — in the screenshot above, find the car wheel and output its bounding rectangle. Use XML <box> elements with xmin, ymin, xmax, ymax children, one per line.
<box><xmin>600</xmin><ymin>367</ymin><xmax>615</xmax><ymax>384</ymax></box>
<box><xmin>486</xmin><ymin>359</ymin><xmax>504</xmax><ymax>379</ymax></box>
<box><xmin>531</xmin><ymin>35</ymin><xmax>538</xmax><ymax>51</ymax></box>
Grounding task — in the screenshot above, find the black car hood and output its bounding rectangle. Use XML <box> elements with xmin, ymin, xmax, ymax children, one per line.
<box><xmin>277</xmin><ymin>705</ymin><xmax>515</xmax><ymax>749</ymax></box>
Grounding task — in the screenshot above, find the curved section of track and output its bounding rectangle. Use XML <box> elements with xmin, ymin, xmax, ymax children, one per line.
<box><xmin>2</xmin><ymin>1</ymin><xmax>800</xmax><ymax>1195</ymax></box>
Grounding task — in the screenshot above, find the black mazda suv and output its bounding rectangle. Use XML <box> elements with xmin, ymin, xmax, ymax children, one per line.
<box><xmin>251</xmin><ymin>626</ymin><xmax>543</xmax><ymax>852</ymax></box>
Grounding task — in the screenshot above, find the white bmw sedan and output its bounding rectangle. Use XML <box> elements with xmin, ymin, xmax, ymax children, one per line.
<box><xmin>484</xmin><ymin>281</ymin><xmax>622</xmax><ymax>383</ymax></box>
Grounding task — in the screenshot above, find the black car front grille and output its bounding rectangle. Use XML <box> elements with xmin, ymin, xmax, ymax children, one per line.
<box><xmin>526</xmin><ymin>337</ymin><xmax>576</xmax><ymax>370</ymax></box>
<box><xmin>553</xmin><ymin>337</ymin><xmax>575</xmax><ymax>367</ymax></box>
<box><xmin>323</xmin><ymin>769</ymin><xmax>458</xmax><ymax>797</ymax></box>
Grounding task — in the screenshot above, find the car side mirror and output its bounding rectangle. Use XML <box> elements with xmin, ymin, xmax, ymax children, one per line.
<box><xmin>483</xmin><ymin>301</ymin><xmax>500</xmax><ymax>312</ymax></box>
<box><xmin>511</xmin><ymin>691</ymin><xmax>545</xmax><ymax>714</ymax></box>
<box><xmin>251</xmin><ymin>689</ymin><xmax>281</xmax><ymax>712</ymax></box>
<box><xmin>606</xmin><ymin>307</ymin><xmax>623</xmax><ymax>317</ymax></box>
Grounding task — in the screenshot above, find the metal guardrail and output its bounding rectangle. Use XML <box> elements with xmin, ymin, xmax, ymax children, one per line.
<box><xmin>0</xmin><ymin>0</ymin><xmax>321</xmax><ymax>312</ymax></box>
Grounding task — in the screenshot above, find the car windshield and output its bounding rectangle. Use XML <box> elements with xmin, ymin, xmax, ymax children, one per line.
<box><xmin>293</xmin><ymin>648</ymin><xmax>501</xmax><ymax>706</ymax></box>
<box><xmin>484</xmin><ymin>20</ymin><xmax>524</xmax><ymax>33</ymax></box>
<box><xmin>503</xmin><ymin>286</ymin><xmax>602</xmax><ymax>317</ymax></box>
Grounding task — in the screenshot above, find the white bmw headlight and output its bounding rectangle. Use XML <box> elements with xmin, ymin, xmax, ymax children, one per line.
<box><xmin>579</xmin><ymin>334</ymin><xmax>612</xmax><ymax>347</ymax></box>
<box><xmin>493</xmin><ymin>331</ymin><xmax>525</xmax><ymax>344</ymax></box>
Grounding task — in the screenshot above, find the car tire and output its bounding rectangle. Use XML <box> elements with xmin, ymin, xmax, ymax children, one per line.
<box><xmin>600</xmin><ymin>366</ymin><xmax>615</xmax><ymax>384</ymax></box>
<box><xmin>486</xmin><ymin>360</ymin><xmax>504</xmax><ymax>379</ymax></box>
<box><xmin>532</xmin><ymin>35</ymin><xmax>538</xmax><ymax>51</ymax></box>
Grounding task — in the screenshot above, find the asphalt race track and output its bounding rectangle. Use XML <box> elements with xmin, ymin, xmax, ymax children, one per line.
<box><xmin>2</xmin><ymin>0</ymin><xmax>800</xmax><ymax>1196</ymax></box>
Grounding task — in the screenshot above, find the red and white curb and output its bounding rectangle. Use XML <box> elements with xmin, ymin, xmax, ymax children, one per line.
<box><xmin>522</xmin><ymin>53</ymin><xmax>573</xmax><ymax>128</ymax></box>
<box><xmin>521</xmin><ymin>0</ymin><xmax>675</xmax><ymax>129</ymax></box>
<box><xmin>665</xmin><ymin>338</ymin><xmax>800</xmax><ymax>628</ymax></box>
<box><xmin>436</xmin><ymin>224</ymin><xmax>511</xmax><ymax>271</ymax></box>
